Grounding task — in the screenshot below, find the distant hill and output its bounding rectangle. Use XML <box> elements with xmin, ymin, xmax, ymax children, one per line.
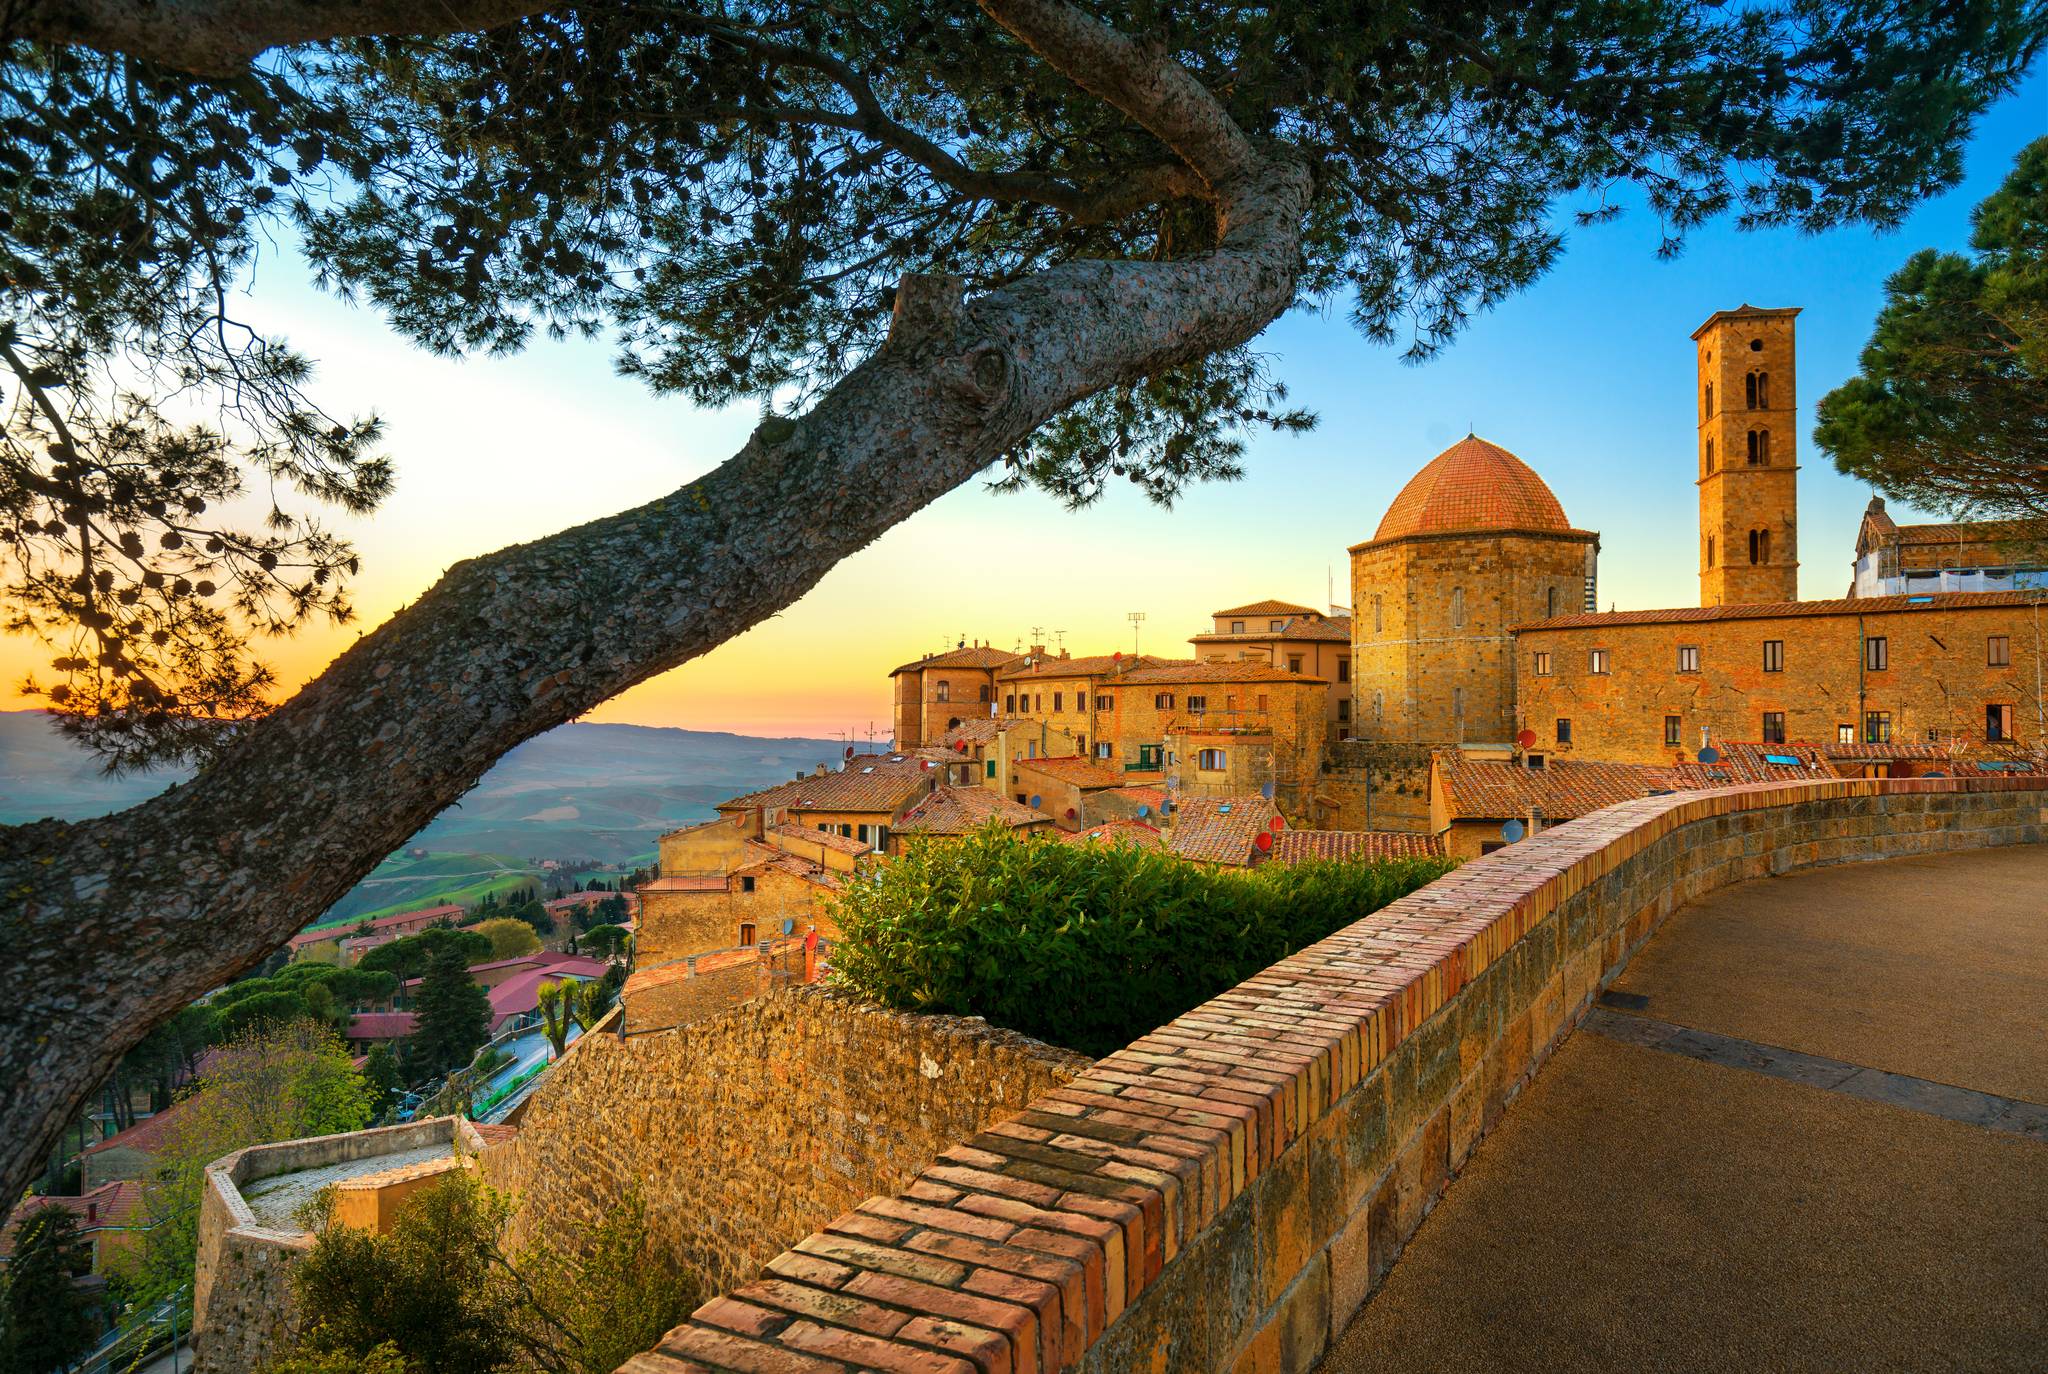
<box><xmin>0</xmin><ymin>712</ymin><xmax>850</xmax><ymax>919</ymax></box>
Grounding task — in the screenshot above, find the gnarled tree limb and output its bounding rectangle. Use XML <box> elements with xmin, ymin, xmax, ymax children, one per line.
<box><xmin>0</xmin><ymin>0</ymin><xmax>1308</xmax><ymax>1208</ymax></box>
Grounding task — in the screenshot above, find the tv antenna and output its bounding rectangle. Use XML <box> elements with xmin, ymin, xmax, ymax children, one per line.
<box><xmin>1127</xmin><ymin>611</ymin><xmax>1146</xmax><ymax>657</ymax></box>
<box><xmin>1052</xmin><ymin>629</ymin><xmax>1067</xmax><ymax>654</ymax></box>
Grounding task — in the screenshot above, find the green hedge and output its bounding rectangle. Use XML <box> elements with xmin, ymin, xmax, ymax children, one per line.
<box><xmin>829</xmin><ymin>825</ymin><xmax>1455</xmax><ymax>1057</ymax></box>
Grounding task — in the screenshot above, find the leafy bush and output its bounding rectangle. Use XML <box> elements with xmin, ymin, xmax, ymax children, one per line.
<box><xmin>829</xmin><ymin>825</ymin><xmax>1454</xmax><ymax>1056</ymax></box>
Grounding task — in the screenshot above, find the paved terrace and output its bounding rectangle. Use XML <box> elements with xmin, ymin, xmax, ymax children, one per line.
<box><xmin>1322</xmin><ymin>844</ymin><xmax>2047</xmax><ymax>1373</ymax></box>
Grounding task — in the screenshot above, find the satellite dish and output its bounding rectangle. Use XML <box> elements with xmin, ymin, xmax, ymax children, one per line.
<box><xmin>1697</xmin><ymin>746</ymin><xmax>1721</xmax><ymax>764</ymax></box>
<box><xmin>1161</xmin><ymin>799</ymin><xmax>1174</xmax><ymax>814</ymax></box>
<box><xmin>956</xmin><ymin>740</ymin><xmax>968</xmax><ymax>753</ymax></box>
<box><xmin>1065</xmin><ymin>807</ymin><xmax>1077</xmax><ymax>819</ymax></box>
<box><xmin>1501</xmin><ymin>818</ymin><xmax>1526</xmax><ymax>843</ymax></box>
<box><xmin>1029</xmin><ymin>794</ymin><xmax>1042</xmax><ymax>809</ymax></box>
<box><xmin>844</xmin><ymin>745</ymin><xmax>855</xmax><ymax>759</ymax></box>
<box><xmin>1113</xmin><ymin>650</ymin><xmax>1123</xmax><ymax>661</ymax></box>
<box><xmin>1260</xmin><ymin>781</ymin><xmax>1276</xmax><ymax>799</ymax></box>
<box><xmin>1516</xmin><ymin>729</ymin><xmax>1536</xmax><ymax>749</ymax></box>
<box><xmin>1137</xmin><ymin>806</ymin><xmax>1151</xmax><ymax>818</ymax></box>
<box><xmin>1254</xmin><ymin>831</ymin><xmax>1274</xmax><ymax>852</ymax></box>
<box><xmin>1925</xmin><ymin>770</ymin><xmax>1946</xmax><ymax>778</ymax></box>
<box><xmin>782</xmin><ymin>919</ymin><xmax>795</xmax><ymax>935</ymax></box>
<box><xmin>1269</xmin><ymin>816</ymin><xmax>1285</xmax><ymax>833</ymax></box>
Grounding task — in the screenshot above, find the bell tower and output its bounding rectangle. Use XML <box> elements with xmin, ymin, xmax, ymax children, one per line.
<box><xmin>1695</xmin><ymin>306</ymin><xmax>1800</xmax><ymax>606</ymax></box>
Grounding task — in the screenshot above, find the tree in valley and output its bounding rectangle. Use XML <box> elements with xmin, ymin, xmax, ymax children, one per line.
<box><xmin>356</xmin><ymin>927</ymin><xmax>494</xmax><ymax>982</ymax></box>
<box><xmin>471</xmin><ymin>916</ymin><xmax>541</xmax><ymax>961</ymax></box>
<box><xmin>568</xmin><ymin>978</ymin><xmax>614</xmax><ymax>1035</ymax></box>
<box><xmin>1817</xmin><ymin>136</ymin><xmax>2048</xmax><ymax>523</ymax></box>
<box><xmin>0</xmin><ymin>1206</ymin><xmax>100</xmax><ymax>1374</ymax></box>
<box><xmin>408</xmin><ymin>946</ymin><xmax>491</xmax><ymax>1078</ymax></box>
<box><xmin>361</xmin><ymin>1043</ymin><xmax>407</xmax><ymax>1114</ymax></box>
<box><xmin>133</xmin><ymin>1021</ymin><xmax>372</xmax><ymax>1305</ymax></box>
<box><xmin>579</xmin><ymin>924</ymin><xmax>629</xmax><ymax>965</ymax></box>
<box><xmin>1</xmin><ymin>0</ymin><xmax>2043</xmax><ymax>1204</ymax></box>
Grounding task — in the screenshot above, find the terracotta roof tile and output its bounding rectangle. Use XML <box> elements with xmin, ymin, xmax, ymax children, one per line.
<box><xmin>1648</xmin><ymin>741</ymin><xmax>1831</xmax><ymax>788</ymax></box>
<box><xmin>720</xmin><ymin>759</ymin><xmax>935</xmax><ymax>814</ymax></box>
<box><xmin>1014</xmin><ymin>755</ymin><xmax>1125</xmax><ymax>789</ymax></box>
<box><xmin>1113</xmin><ymin>786</ymin><xmax>1167</xmax><ymax>811</ymax></box>
<box><xmin>1193</xmin><ymin>613</ymin><xmax>1352</xmax><ymax>644</ymax></box>
<box><xmin>1367</xmin><ymin>436</ymin><xmax>1579</xmax><ymax>543</ymax></box>
<box><xmin>767</xmin><ymin>823</ymin><xmax>873</xmax><ymax>856</ymax></box>
<box><xmin>1118</xmin><ymin>661</ymin><xmax>1325</xmax><ymax>685</ymax></box>
<box><xmin>1516</xmin><ymin>588</ymin><xmax>2044</xmax><ymax>632</ymax></box>
<box><xmin>1263</xmin><ymin>830</ymin><xmax>1446</xmax><ymax>864</ymax></box>
<box><xmin>1167</xmin><ymin>796</ymin><xmax>1279</xmax><ymax>866</ymax></box>
<box><xmin>890</xmin><ymin>645</ymin><xmax>1022</xmax><ymax>675</ymax></box>
<box><xmin>1059</xmin><ymin>819</ymin><xmax>1164</xmax><ymax>850</ymax></box>
<box><xmin>1433</xmin><ymin>752</ymin><xmax>1670</xmax><ymax>822</ymax></box>
<box><xmin>81</xmin><ymin>1098</ymin><xmax>190</xmax><ymax>1157</ymax></box>
<box><xmin>1211</xmin><ymin>599</ymin><xmax>1319</xmax><ymax>618</ymax></box>
<box><xmin>997</xmin><ymin>653</ymin><xmax>1190</xmax><ymax>682</ymax></box>
<box><xmin>894</xmin><ymin>787</ymin><xmax>1052</xmax><ymax>836</ymax></box>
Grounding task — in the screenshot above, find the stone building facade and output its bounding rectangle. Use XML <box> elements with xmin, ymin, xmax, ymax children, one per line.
<box><xmin>1190</xmin><ymin>599</ymin><xmax>1355</xmax><ymax>739</ymax></box>
<box><xmin>888</xmin><ymin>643</ymin><xmax>1017</xmax><ymax>749</ymax></box>
<box><xmin>1349</xmin><ymin>435</ymin><xmax>1599</xmax><ymax>747</ymax></box>
<box><xmin>1696</xmin><ymin>305</ymin><xmax>1801</xmax><ymax>606</ymax></box>
<box><xmin>1513</xmin><ymin>591</ymin><xmax>2046</xmax><ymax>764</ymax></box>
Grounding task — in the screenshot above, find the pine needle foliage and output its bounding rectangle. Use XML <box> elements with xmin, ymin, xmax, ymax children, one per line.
<box><xmin>829</xmin><ymin>824</ymin><xmax>1453</xmax><ymax>1056</ymax></box>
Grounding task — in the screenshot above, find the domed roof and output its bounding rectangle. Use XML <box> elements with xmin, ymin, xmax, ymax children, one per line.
<box><xmin>1371</xmin><ymin>435</ymin><xmax>1572</xmax><ymax>541</ymax></box>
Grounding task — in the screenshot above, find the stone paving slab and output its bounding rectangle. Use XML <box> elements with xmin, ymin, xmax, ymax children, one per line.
<box><xmin>240</xmin><ymin>1143</ymin><xmax>455</xmax><ymax>1230</ymax></box>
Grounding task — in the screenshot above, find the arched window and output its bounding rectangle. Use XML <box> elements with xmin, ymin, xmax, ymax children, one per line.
<box><xmin>1371</xmin><ymin>594</ymin><xmax>1382</xmax><ymax>634</ymax></box>
<box><xmin>1749</xmin><ymin>529</ymin><xmax>1771</xmax><ymax>565</ymax></box>
<box><xmin>1450</xmin><ymin>588</ymin><xmax>1465</xmax><ymax>629</ymax></box>
<box><xmin>935</xmin><ymin>679</ymin><xmax>951</xmax><ymax>702</ymax></box>
<box><xmin>1747</xmin><ymin>429</ymin><xmax>1770</xmax><ymax>465</ymax></box>
<box><xmin>1744</xmin><ymin>373</ymin><xmax>1756</xmax><ymax>408</ymax></box>
<box><xmin>1753</xmin><ymin>371</ymin><xmax>1769</xmax><ymax>408</ymax></box>
<box><xmin>1707</xmin><ymin>535</ymin><xmax>1716</xmax><ymax>568</ymax></box>
<box><xmin>1703</xmin><ymin>382</ymin><xmax>1713</xmax><ymax>419</ymax></box>
<box><xmin>978</xmin><ymin>684</ymin><xmax>991</xmax><ymax>703</ymax></box>
<box><xmin>1704</xmin><ymin>438</ymin><xmax>1714</xmax><ymax>473</ymax></box>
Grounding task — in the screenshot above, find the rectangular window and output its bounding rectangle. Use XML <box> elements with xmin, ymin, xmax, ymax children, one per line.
<box><xmin>1589</xmin><ymin>649</ymin><xmax>1610</xmax><ymax>675</ymax></box>
<box><xmin>1338</xmin><ymin>699</ymin><xmax>1351</xmax><ymax>721</ymax></box>
<box><xmin>839</xmin><ymin>824</ymin><xmax>853</xmax><ymax>837</ymax></box>
<box><xmin>1197</xmin><ymin>748</ymin><xmax>1227</xmax><ymax>770</ymax></box>
<box><xmin>1525</xmin><ymin>753</ymin><xmax>1545</xmax><ymax>770</ymax></box>
<box><xmin>1095</xmin><ymin>694</ymin><xmax>1112</xmax><ymax>710</ymax></box>
<box><xmin>1288</xmin><ymin>654</ymin><xmax>1304</xmax><ymax>673</ymax></box>
<box><xmin>1987</xmin><ymin>703</ymin><xmax>2016</xmax><ymax>741</ymax></box>
<box><xmin>1988</xmin><ymin>636</ymin><xmax>2011</xmax><ymax>667</ymax></box>
<box><xmin>1230</xmin><ymin>620</ymin><xmax>1245</xmax><ymax>633</ymax></box>
<box><xmin>1838</xmin><ymin>723</ymin><xmax>1854</xmax><ymax>745</ymax></box>
<box><xmin>1556</xmin><ymin>718</ymin><xmax>1572</xmax><ymax>745</ymax></box>
<box><xmin>1534</xmin><ymin>651</ymin><xmax>1552</xmax><ymax>676</ymax></box>
<box><xmin>1763</xmin><ymin>640</ymin><xmax>1784</xmax><ymax>673</ymax></box>
<box><xmin>1138</xmin><ymin>744</ymin><xmax>1162</xmax><ymax>769</ymax></box>
<box><xmin>1762</xmin><ymin>712</ymin><xmax>1785</xmax><ymax>744</ymax></box>
<box><xmin>1004</xmin><ymin>694</ymin><xmax>1015</xmax><ymax>713</ymax></box>
<box><xmin>985</xmin><ymin>758</ymin><xmax>996</xmax><ymax>779</ymax></box>
<box><xmin>1187</xmin><ymin>695</ymin><xmax>1208</xmax><ymax>713</ymax></box>
<box><xmin>1338</xmin><ymin>659</ymin><xmax>1350</xmax><ymax>683</ymax></box>
<box><xmin>1677</xmin><ymin>645</ymin><xmax>1699</xmax><ymax>673</ymax></box>
<box><xmin>1269</xmin><ymin>620</ymin><xmax>1284</xmax><ymax>632</ymax></box>
<box><xmin>1154</xmin><ymin>693</ymin><xmax>1174</xmax><ymax>710</ymax></box>
<box><xmin>1864</xmin><ymin>711</ymin><xmax>1892</xmax><ymax>743</ymax></box>
<box><xmin>1094</xmin><ymin>741</ymin><xmax>1113</xmax><ymax>759</ymax></box>
<box><xmin>1074</xmin><ymin>735</ymin><xmax>1086</xmax><ymax>753</ymax></box>
<box><xmin>1225</xmin><ymin>694</ymin><xmax>1238</xmax><ymax>712</ymax></box>
<box><xmin>1664</xmin><ymin>715</ymin><xmax>1681</xmax><ymax>747</ymax></box>
<box><xmin>1865</xmin><ymin>636</ymin><xmax>1888</xmax><ymax>671</ymax></box>
<box><xmin>738</xmin><ymin>922</ymin><xmax>755</xmax><ymax>947</ymax></box>
<box><xmin>740</xmin><ymin>876</ymin><xmax>755</xmax><ymax>894</ymax></box>
<box><xmin>1053</xmin><ymin>692</ymin><xmax>1063</xmax><ymax>712</ymax></box>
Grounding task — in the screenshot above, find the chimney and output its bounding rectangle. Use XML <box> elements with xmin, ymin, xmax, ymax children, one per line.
<box><xmin>814</xmin><ymin>764</ymin><xmax>828</xmax><ymax>777</ymax></box>
<box><xmin>1029</xmin><ymin>643</ymin><xmax>1046</xmax><ymax>658</ymax></box>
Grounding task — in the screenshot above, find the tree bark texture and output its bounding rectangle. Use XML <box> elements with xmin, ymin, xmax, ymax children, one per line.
<box><xmin>0</xmin><ymin>0</ymin><xmax>1309</xmax><ymax>1206</ymax></box>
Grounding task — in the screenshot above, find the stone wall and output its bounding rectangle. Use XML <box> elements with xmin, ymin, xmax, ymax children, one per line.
<box><xmin>484</xmin><ymin>984</ymin><xmax>1090</xmax><ymax>1297</ymax></box>
<box><xmin>1318</xmin><ymin>741</ymin><xmax>1434</xmax><ymax>833</ymax></box>
<box><xmin>627</xmin><ymin>777</ymin><xmax>2045</xmax><ymax>1373</ymax></box>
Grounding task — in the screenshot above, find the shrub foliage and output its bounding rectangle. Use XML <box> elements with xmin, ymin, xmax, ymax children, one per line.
<box><xmin>829</xmin><ymin>826</ymin><xmax>1453</xmax><ymax>1056</ymax></box>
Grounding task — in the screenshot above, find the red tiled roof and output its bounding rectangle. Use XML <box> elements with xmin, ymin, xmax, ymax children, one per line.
<box><xmin>767</xmin><ymin>823</ymin><xmax>873</xmax><ymax>856</ymax></box>
<box><xmin>1516</xmin><ymin>589</ymin><xmax>2044</xmax><ymax>632</ymax></box>
<box><xmin>1433</xmin><ymin>752</ymin><xmax>1671</xmax><ymax>822</ymax></box>
<box><xmin>935</xmin><ymin>718</ymin><xmax>1013</xmax><ymax>747</ymax></box>
<box><xmin>345</xmin><ymin>1012</ymin><xmax>418</xmax><ymax>1040</ymax></box>
<box><xmin>1015</xmin><ymin>756</ymin><xmax>1125</xmax><ymax>789</ymax></box>
<box><xmin>544</xmin><ymin>890</ymin><xmax>635</xmax><ymax>912</ymax></box>
<box><xmin>894</xmin><ymin>787</ymin><xmax>1052</xmax><ymax>836</ymax></box>
<box><xmin>1167</xmin><ymin>796</ymin><xmax>1280</xmax><ymax>866</ymax></box>
<box><xmin>1118</xmin><ymin>661</ymin><xmax>1325</xmax><ymax>685</ymax></box>
<box><xmin>1649</xmin><ymin>742</ymin><xmax>1831</xmax><ymax>788</ymax></box>
<box><xmin>81</xmin><ymin>1098</ymin><xmax>189</xmax><ymax>1157</ymax></box>
<box><xmin>720</xmin><ymin>760</ymin><xmax>934</xmax><ymax>815</ymax></box>
<box><xmin>289</xmin><ymin>903</ymin><xmax>464</xmax><ymax>949</ymax></box>
<box><xmin>1114</xmin><ymin>786</ymin><xmax>1167</xmax><ymax>811</ymax></box>
<box><xmin>1058</xmin><ymin>820</ymin><xmax>1164</xmax><ymax>850</ymax></box>
<box><xmin>487</xmin><ymin>959</ymin><xmax>606</xmax><ymax>1030</ymax></box>
<box><xmin>736</xmin><ymin>841</ymin><xmax>847</xmax><ymax>890</ymax></box>
<box><xmin>1264</xmin><ymin>830</ymin><xmax>1445</xmax><ymax>864</ymax></box>
<box><xmin>1890</xmin><ymin>519</ymin><xmax>2045</xmax><ymax>548</ymax></box>
<box><xmin>996</xmin><ymin>654</ymin><xmax>1190</xmax><ymax>682</ymax></box>
<box><xmin>1212</xmin><ymin>599</ymin><xmax>1319</xmax><ymax>618</ymax></box>
<box><xmin>890</xmin><ymin>645</ymin><xmax>1021</xmax><ymax>675</ymax></box>
<box><xmin>2</xmin><ymin>1182</ymin><xmax>146</xmax><ymax>1256</ymax></box>
<box><xmin>1367</xmin><ymin>436</ymin><xmax>1578</xmax><ymax>543</ymax></box>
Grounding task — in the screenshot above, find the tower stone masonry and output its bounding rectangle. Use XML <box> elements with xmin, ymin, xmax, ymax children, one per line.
<box><xmin>1696</xmin><ymin>305</ymin><xmax>1800</xmax><ymax>605</ymax></box>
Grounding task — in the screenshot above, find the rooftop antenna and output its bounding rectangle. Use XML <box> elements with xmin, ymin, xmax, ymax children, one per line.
<box><xmin>1053</xmin><ymin>629</ymin><xmax>1067</xmax><ymax>654</ymax></box>
<box><xmin>1128</xmin><ymin>610</ymin><xmax>1147</xmax><ymax>657</ymax></box>
<box><xmin>1031</xmin><ymin>625</ymin><xmax>1045</xmax><ymax>648</ymax></box>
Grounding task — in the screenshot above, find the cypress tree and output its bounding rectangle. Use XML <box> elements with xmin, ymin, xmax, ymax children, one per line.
<box><xmin>409</xmin><ymin>948</ymin><xmax>490</xmax><ymax>1079</ymax></box>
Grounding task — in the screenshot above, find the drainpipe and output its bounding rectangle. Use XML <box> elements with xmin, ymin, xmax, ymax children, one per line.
<box><xmin>1856</xmin><ymin>613</ymin><xmax>1867</xmax><ymax>743</ymax></box>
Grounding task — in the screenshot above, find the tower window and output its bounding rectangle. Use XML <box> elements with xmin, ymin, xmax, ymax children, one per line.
<box><xmin>1705</xmin><ymin>439</ymin><xmax>1714</xmax><ymax>473</ymax></box>
<box><xmin>1763</xmin><ymin>640</ymin><xmax>1784</xmax><ymax>673</ymax></box>
<box><xmin>1546</xmin><ymin>586</ymin><xmax>1558</xmax><ymax>618</ymax></box>
<box><xmin>1453</xmin><ymin>687</ymin><xmax>1464</xmax><ymax>721</ymax></box>
<box><xmin>1703</xmin><ymin>382</ymin><xmax>1713</xmax><ymax>419</ymax></box>
<box><xmin>1450</xmin><ymin>588</ymin><xmax>1466</xmax><ymax>629</ymax></box>
<box><xmin>1706</xmin><ymin>535</ymin><xmax>1716</xmax><ymax>569</ymax></box>
<box><xmin>1749</xmin><ymin>529</ymin><xmax>1770</xmax><ymax>565</ymax></box>
<box><xmin>1664</xmin><ymin>715</ymin><xmax>1682</xmax><ymax>747</ymax></box>
<box><xmin>1745</xmin><ymin>371</ymin><xmax>1769</xmax><ymax>409</ymax></box>
<box><xmin>1762</xmin><ymin>712</ymin><xmax>1786</xmax><ymax>744</ymax></box>
<box><xmin>1373</xmin><ymin>691</ymin><xmax>1384</xmax><ymax>720</ymax></box>
<box><xmin>1371</xmin><ymin>595</ymin><xmax>1383</xmax><ymax>634</ymax></box>
<box><xmin>1747</xmin><ymin>429</ymin><xmax>1771</xmax><ymax>465</ymax></box>
<box><xmin>1750</xmin><ymin>338</ymin><xmax>1763</xmax><ymax>351</ymax></box>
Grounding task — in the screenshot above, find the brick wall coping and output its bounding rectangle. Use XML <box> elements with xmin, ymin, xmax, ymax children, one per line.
<box><xmin>204</xmin><ymin>1115</ymin><xmax>485</xmax><ymax>1244</ymax></box>
<box><xmin>625</xmin><ymin>777</ymin><xmax>2046</xmax><ymax>1374</ymax></box>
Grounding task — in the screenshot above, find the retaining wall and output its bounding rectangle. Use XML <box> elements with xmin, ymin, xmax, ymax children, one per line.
<box><xmin>624</xmin><ymin>777</ymin><xmax>2046</xmax><ymax>1373</ymax></box>
<box><xmin>486</xmin><ymin>984</ymin><xmax>1091</xmax><ymax>1296</ymax></box>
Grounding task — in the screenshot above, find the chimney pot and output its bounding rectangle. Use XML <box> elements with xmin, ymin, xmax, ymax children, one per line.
<box><xmin>814</xmin><ymin>764</ymin><xmax>827</xmax><ymax>777</ymax></box>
